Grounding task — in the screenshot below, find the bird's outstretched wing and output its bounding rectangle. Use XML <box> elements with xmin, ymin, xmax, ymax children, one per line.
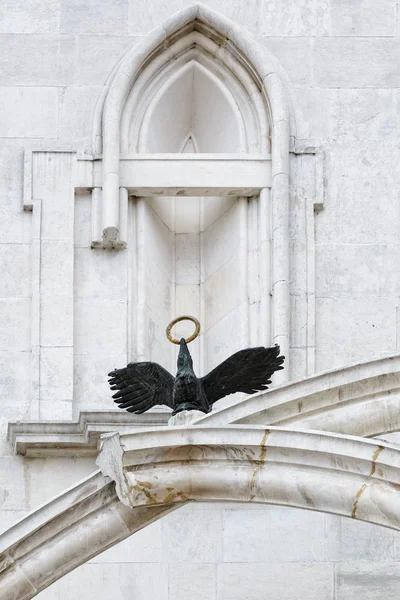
<box><xmin>108</xmin><ymin>362</ymin><xmax>174</xmax><ymax>414</ymax></box>
<box><xmin>200</xmin><ymin>345</ymin><xmax>285</xmax><ymax>406</ymax></box>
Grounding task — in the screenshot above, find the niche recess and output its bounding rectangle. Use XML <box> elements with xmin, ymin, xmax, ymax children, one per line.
<box><xmin>91</xmin><ymin>4</ymin><xmax>291</xmax><ymax>381</ymax></box>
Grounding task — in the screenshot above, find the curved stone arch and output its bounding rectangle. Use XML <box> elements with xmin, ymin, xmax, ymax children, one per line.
<box><xmin>2</xmin><ymin>426</ymin><xmax>400</xmax><ymax>598</ymax></box>
<box><xmin>120</xmin><ymin>30</ymin><xmax>269</xmax><ymax>154</ymax></box>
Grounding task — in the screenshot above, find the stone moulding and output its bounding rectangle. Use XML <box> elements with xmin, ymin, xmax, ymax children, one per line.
<box><xmin>96</xmin><ymin>426</ymin><xmax>400</xmax><ymax>531</ymax></box>
<box><xmin>3</xmin><ymin>425</ymin><xmax>400</xmax><ymax>598</ymax></box>
<box><xmin>200</xmin><ymin>353</ymin><xmax>400</xmax><ymax>438</ymax></box>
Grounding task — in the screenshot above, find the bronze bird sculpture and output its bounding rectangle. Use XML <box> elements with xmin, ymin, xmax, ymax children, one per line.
<box><xmin>108</xmin><ymin>339</ymin><xmax>285</xmax><ymax>416</ymax></box>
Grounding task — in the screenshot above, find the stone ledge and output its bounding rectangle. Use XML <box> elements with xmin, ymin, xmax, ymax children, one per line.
<box><xmin>7</xmin><ymin>409</ymin><xmax>171</xmax><ymax>457</ymax></box>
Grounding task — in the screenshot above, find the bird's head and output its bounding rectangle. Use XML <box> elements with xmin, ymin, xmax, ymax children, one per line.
<box><xmin>177</xmin><ymin>338</ymin><xmax>194</xmax><ymax>372</ymax></box>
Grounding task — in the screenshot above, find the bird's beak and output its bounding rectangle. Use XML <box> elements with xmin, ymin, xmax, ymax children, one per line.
<box><xmin>178</xmin><ymin>338</ymin><xmax>190</xmax><ymax>361</ymax></box>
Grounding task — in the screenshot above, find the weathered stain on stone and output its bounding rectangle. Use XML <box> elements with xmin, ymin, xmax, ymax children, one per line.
<box><xmin>351</xmin><ymin>445</ymin><xmax>384</xmax><ymax>519</ymax></box>
<box><xmin>351</xmin><ymin>482</ymin><xmax>367</xmax><ymax>519</ymax></box>
<box><xmin>298</xmin><ymin>485</ymin><xmax>315</xmax><ymax>507</ymax></box>
<box><xmin>128</xmin><ymin>479</ymin><xmax>189</xmax><ymax>506</ymax></box>
<box><xmin>370</xmin><ymin>445</ymin><xmax>384</xmax><ymax>477</ymax></box>
<box><xmin>249</xmin><ymin>429</ymin><xmax>270</xmax><ymax>499</ymax></box>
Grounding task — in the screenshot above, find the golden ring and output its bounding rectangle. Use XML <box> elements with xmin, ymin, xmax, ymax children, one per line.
<box><xmin>166</xmin><ymin>316</ymin><xmax>201</xmax><ymax>345</ymax></box>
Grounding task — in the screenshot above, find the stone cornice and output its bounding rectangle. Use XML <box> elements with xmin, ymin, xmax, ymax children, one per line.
<box><xmin>7</xmin><ymin>410</ymin><xmax>171</xmax><ymax>457</ymax></box>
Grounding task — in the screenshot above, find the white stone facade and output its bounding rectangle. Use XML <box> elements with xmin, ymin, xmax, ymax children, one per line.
<box><xmin>0</xmin><ymin>0</ymin><xmax>399</xmax><ymax>598</ymax></box>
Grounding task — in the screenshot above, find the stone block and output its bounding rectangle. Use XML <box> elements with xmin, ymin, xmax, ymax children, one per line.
<box><xmin>128</xmin><ymin>0</ymin><xmax>260</xmax><ymax>35</ymax></box>
<box><xmin>145</xmin><ymin>261</ymin><xmax>171</xmax><ymax>318</ymax></box>
<box><xmin>0</xmin><ymin>351</ymin><xmax>30</xmax><ymax>408</ymax></box>
<box><xmin>74</xmin><ymin>299</ymin><xmax>127</xmax><ymax>356</ymax></box>
<box><xmin>39</xmin><ymin>400</ymin><xmax>73</xmax><ymax>421</ymax></box>
<box><xmin>36</xmin><ymin>563</ymin><xmax>169</xmax><ymax>599</ymax></box>
<box><xmin>146</xmin><ymin>196</ymin><xmax>174</xmax><ymax>231</ymax></box>
<box><xmin>175</xmin><ymin>284</ymin><xmax>200</xmax><ymax>318</ymax></box>
<box><xmin>295</xmin><ymin>87</ymin><xmax>330</xmax><ymax>140</ymax></box>
<box><xmin>316</xmin><ymin>349</ymin><xmax>392</xmax><ymax>373</ymax></box>
<box><xmin>330</xmin><ymin>89</ymin><xmax>398</xmax><ymax>141</ymax></box>
<box><xmin>0</xmin><ymin>457</ymin><xmax>26</xmax><ymax>510</ymax></box>
<box><xmin>316</xmin><ymin>244</ymin><xmax>400</xmax><ymax>298</ymax></box>
<box><xmin>0</xmin><ymin>510</ymin><xmax>26</xmax><ymax>533</ymax></box>
<box><xmin>0</xmin><ymin>244</ymin><xmax>31</xmax><ymax>298</ymax></box>
<box><xmin>58</xmin><ymin>86</ymin><xmax>102</xmax><ymax>149</ymax></box>
<box><xmin>40</xmin><ymin>295</ymin><xmax>73</xmax><ymax>347</ymax></box>
<box><xmin>40</xmin><ymin>240</ymin><xmax>73</xmax><ymax>298</ymax></box>
<box><xmin>77</xmin><ymin>35</ymin><xmax>138</xmax><ymax>86</ymax></box>
<box><xmin>175</xmin><ymin>196</ymin><xmax>201</xmax><ymax>234</ymax></box>
<box><xmin>315</xmin><ymin>297</ymin><xmax>397</xmax><ymax>360</ymax></box>
<box><xmin>223</xmin><ymin>507</ymin><xmax>329</xmax><ymax>563</ymax></box>
<box><xmin>25</xmin><ymin>456</ymin><xmax>96</xmax><ymax>509</ymax></box>
<box><xmin>0</xmin><ymin>145</ymin><xmax>24</xmax><ymax>209</ymax></box>
<box><xmin>326</xmin><ymin>514</ymin><xmax>394</xmax><ymax>561</ymax></box>
<box><xmin>204</xmin><ymin>303</ymin><xmax>248</xmax><ymax>373</ymax></box>
<box><xmin>169</xmin><ymin>563</ymin><xmax>217</xmax><ymax>600</ymax></box>
<box><xmin>289</xmin><ymin>240</ymin><xmax>307</xmax><ymax>294</ymax></box>
<box><xmin>205</xmin><ymin>259</ymin><xmax>242</xmax><ymax>331</ymax></box>
<box><xmin>0</xmin><ymin>35</ymin><xmax>75</xmax><ymax>85</ymax></box>
<box><xmin>289</xmin><ymin>346</ymin><xmax>308</xmax><ymax>380</ymax></box>
<box><xmin>40</xmin><ymin>347</ymin><xmax>73</xmax><ymax>401</ymax></box>
<box><xmin>261</xmin><ymin>38</ymin><xmax>312</xmax><ymax>86</ymax></box>
<box><xmin>0</xmin><ymin>207</ymin><xmax>32</xmax><ymax>245</ymax></box>
<box><xmin>73</xmin><ymin>352</ymin><xmax>127</xmax><ymax>412</ymax></box>
<box><xmin>162</xmin><ymin>505</ymin><xmax>222</xmax><ymax>562</ymax></box>
<box><xmin>204</xmin><ymin>203</ymin><xmax>238</xmax><ymax>279</ymax></box>
<box><xmin>175</xmin><ymin>233</ymin><xmax>200</xmax><ymax>284</ymax></box>
<box><xmin>138</xmin><ymin>304</ymin><xmax>173</xmax><ymax>370</ymax></box>
<box><xmin>203</xmin><ymin>196</ymin><xmax>236</xmax><ymax>232</ymax></box>
<box><xmin>331</xmin><ymin>0</ymin><xmax>397</xmax><ymax>36</ymax></box>
<box><xmin>316</xmin><ymin>142</ymin><xmax>400</xmax><ymax>244</ymax></box>
<box><xmin>143</xmin><ymin>202</ymin><xmax>173</xmax><ymax>274</ymax></box>
<box><xmin>217</xmin><ymin>562</ymin><xmax>334</xmax><ymax>600</ymax></box>
<box><xmin>0</xmin><ymin>299</ymin><xmax>30</xmax><ymax>352</ymax></box>
<box><xmin>259</xmin><ymin>0</ymin><xmax>330</xmax><ymax>35</ymax></box>
<box><xmin>91</xmin><ymin>520</ymin><xmax>162</xmax><ymax>563</ymax></box>
<box><xmin>0</xmin><ymin>0</ymin><xmax>60</xmax><ymax>33</ymax></box>
<box><xmin>61</xmin><ymin>0</ymin><xmax>128</xmax><ymax>34</ymax></box>
<box><xmin>0</xmin><ymin>87</ymin><xmax>58</xmax><ymax>138</ymax></box>
<box><xmin>290</xmin><ymin>292</ymin><xmax>308</xmax><ymax>348</ymax></box>
<box><xmin>74</xmin><ymin>247</ymin><xmax>128</xmax><ymax>301</ymax></box>
<box><xmin>74</xmin><ymin>191</ymin><xmax>92</xmax><ymax>249</ymax></box>
<box><xmin>314</xmin><ymin>38</ymin><xmax>400</xmax><ymax>88</ymax></box>
<box><xmin>335</xmin><ymin>562</ymin><xmax>400</xmax><ymax>599</ymax></box>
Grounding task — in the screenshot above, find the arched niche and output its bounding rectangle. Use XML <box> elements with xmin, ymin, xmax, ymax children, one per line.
<box><xmin>136</xmin><ymin>60</ymin><xmax>247</xmax><ymax>153</ymax></box>
<box><xmin>91</xmin><ymin>3</ymin><xmax>293</xmax><ymax>383</ymax></box>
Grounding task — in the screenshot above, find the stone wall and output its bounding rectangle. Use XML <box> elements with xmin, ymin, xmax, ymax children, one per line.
<box><xmin>0</xmin><ymin>0</ymin><xmax>399</xmax><ymax>598</ymax></box>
